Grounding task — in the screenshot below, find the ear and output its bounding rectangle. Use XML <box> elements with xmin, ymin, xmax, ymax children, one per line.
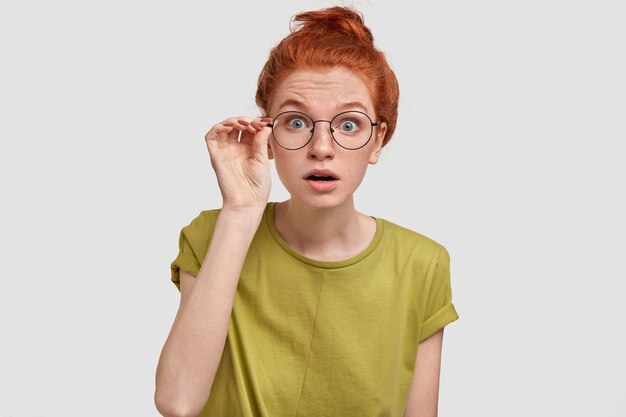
<box><xmin>368</xmin><ymin>121</ymin><xmax>387</xmax><ymax>164</ymax></box>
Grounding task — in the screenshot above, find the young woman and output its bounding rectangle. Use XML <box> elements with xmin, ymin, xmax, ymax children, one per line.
<box><xmin>155</xmin><ymin>6</ymin><xmax>459</xmax><ymax>417</ymax></box>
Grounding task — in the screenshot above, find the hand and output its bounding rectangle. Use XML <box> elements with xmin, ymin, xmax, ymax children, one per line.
<box><xmin>204</xmin><ymin>116</ymin><xmax>273</xmax><ymax>213</ymax></box>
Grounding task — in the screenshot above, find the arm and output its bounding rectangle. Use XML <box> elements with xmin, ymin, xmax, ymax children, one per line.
<box><xmin>404</xmin><ymin>328</ymin><xmax>445</xmax><ymax>417</ymax></box>
<box><xmin>154</xmin><ymin>208</ymin><xmax>264</xmax><ymax>417</ymax></box>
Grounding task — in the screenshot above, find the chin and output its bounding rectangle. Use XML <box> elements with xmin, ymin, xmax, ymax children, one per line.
<box><xmin>288</xmin><ymin>186</ymin><xmax>355</xmax><ymax>210</ymax></box>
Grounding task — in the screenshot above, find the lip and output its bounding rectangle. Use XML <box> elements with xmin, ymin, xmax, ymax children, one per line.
<box><xmin>304</xmin><ymin>178</ymin><xmax>339</xmax><ymax>192</ymax></box>
<box><xmin>303</xmin><ymin>168</ymin><xmax>340</xmax><ymax>180</ymax></box>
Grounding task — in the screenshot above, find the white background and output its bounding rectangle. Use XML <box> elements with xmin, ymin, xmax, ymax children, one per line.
<box><xmin>1</xmin><ymin>0</ymin><xmax>624</xmax><ymax>416</ymax></box>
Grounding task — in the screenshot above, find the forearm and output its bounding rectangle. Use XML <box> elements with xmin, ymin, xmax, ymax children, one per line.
<box><xmin>155</xmin><ymin>208</ymin><xmax>263</xmax><ymax>416</ymax></box>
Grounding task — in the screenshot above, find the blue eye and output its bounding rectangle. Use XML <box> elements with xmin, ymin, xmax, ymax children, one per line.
<box><xmin>287</xmin><ymin>117</ymin><xmax>307</xmax><ymax>129</ymax></box>
<box><xmin>339</xmin><ymin>119</ymin><xmax>360</xmax><ymax>132</ymax></box>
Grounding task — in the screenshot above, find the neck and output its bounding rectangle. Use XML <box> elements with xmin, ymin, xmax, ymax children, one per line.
<box><xmin>273</xmin><ymin>197</ymin><xmax>365</xmax><ymax>258</ymax></box>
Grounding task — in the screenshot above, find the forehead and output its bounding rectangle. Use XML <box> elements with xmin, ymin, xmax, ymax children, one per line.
<box><xmin>269</xmin><ymin>67</ymin><xmax>375</xmax><ymax>116</ymax></box>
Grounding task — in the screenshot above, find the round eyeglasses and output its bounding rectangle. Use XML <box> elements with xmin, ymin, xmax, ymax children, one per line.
<box><xmin>267</xmin><ymin>110</ymin><xmax>380</xmax><ymax>150</ymax></box>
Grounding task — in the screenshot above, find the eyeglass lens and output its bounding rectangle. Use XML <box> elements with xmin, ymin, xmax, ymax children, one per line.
<box><xmin>271</xmin><ymin>111</ymin><xmax>373</xmax><ymax>150</ymax></box>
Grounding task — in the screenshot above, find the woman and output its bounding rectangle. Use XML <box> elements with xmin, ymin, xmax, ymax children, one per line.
<box><xmin>155</xmin><ymin>6</ymin><xmax>459</xmax><ymax>417</ymax></box>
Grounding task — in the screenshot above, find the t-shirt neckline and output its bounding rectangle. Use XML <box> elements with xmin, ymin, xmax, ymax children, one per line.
<box><xmin>265</xmin><ymin>201</ymin><xmax>384</xmax><ymax>269</ymax></box>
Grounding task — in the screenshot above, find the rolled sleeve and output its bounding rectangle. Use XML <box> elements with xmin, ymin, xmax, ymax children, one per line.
<box><xmin>419</xmin><ymin>246</ymin><xmax>459</xmax><ymax>343</ymax></box>
<box><xmin>170</xmin><ymin>228</ymin><xmax>201</xmax><ymax>291</ymax></box>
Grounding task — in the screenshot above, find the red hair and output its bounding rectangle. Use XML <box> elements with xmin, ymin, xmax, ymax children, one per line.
<box><xmin>255</xmin><ymin>6</ymin><xmax>400</xmax><ymax>147</ymax></box>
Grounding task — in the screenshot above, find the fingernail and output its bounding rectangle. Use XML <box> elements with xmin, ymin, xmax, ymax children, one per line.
<box><xmin>223</xmin><ymin>122</ymin><xmax>234</xmax><ymax>126</ymax></box>
<box><xmin>260</xmin><ymin>117</ymin><xmax>272</xmax><ymax>122</ymax></box>
<box><xmin>250</xmin><ymin>122</ymin><xmax>262</xmax><ymax>130</ymax></box>
<box><xmin>238</xmin><ymin>119</ymin><xmax>250</xmax><ymax>126</ymax></box>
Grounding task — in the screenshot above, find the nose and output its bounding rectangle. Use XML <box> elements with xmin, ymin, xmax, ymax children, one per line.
<box><xmin>307</xmin><ymin>121</ymin><xmax>336</xmax><ymax>160</ymax></box>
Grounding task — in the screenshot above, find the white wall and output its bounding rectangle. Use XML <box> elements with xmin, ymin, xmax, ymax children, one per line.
<box><xmin>1</xmin><ymin>0</ymin><xmax>624</xmax><ymax>415</ymax></box>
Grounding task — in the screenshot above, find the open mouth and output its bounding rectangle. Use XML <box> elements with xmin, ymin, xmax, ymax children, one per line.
<box><xmin>305</xmin><ymin>175</ymin><xmax>337</xmax><ymax>181</ymax></box>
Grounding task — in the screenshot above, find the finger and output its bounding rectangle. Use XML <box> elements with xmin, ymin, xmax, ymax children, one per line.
<box><xmin>206</xmin><ymin>128</ymin><xmax>236</xmax><ymax>152</ymax></box>
<box><xmin>239</xmin><ymin>118</ymin><xmax>268</xmax><ymax>145</ymax></box>
<box><xmin>221</xmin><ymin>116</ymin><xmax>248</xmax><ymax>125</ymax></box>
<box><xmin>239</xmin><ymin>124</ymin><xmax>260</xmax><ymax>146</ymax></box>
<box><xmin>250</xmin><ymin>121</ymin><xmax>267</xmax><ymax>130</ymax></box>
<box><xmin>221</xmin><ymin>119</ymin><xmax>254</xmax><ymax>137</ymax></box>
<box><xmin>206</xmin><ymin>127</ymin><xmax>224</xmax><ymax>142</ymax></box>
<box><xmin>217</xmin><ymin>124</ymin><xmax>238</xmax><ymax>143</ymax></box>
<box><xmin>213</xmin><ymin>125</ymin><xmax>235</xmax><ymax>134</ymax></box>
<box><xmin>212</xmin><ymin>124</ymin><xmax>241</xmax><ymax>143</ymax></box>
<box><xmin>249</xmin><ymin>117</ymin><xmax>271</xmax><ymax>130</ymax></box>
<box><xmin>215</xmin><ymin>116</ymin><xmax>262</xmax><ymax>143</ymax></box>
<box><xmin>236</xmin><ymin>119</ymin><xmax>260</xmax><ymax>136</ymax></box>
<box><xmin>253</xmin><ymin>125</ymin><xmax>271</xmax><ymax>161</ymax></box>
<box><xmin>228</xmin><ymin>119</ymin><xmax>257</xmax><ymax>141</ymax></box>
<box><xmin>219</xmin><ymin>116</ymin><xmax>247</xmax><ymax>132</ymax></box>
<box><xmin>207</xmin><ymin>120</ymin><xmax>238</xmax><ymax>142</ymax></box>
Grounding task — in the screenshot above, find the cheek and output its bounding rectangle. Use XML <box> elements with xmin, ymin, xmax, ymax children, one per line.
<box><xmin>272</xmin><ymin>154</ymin><xmax>299</xmax><ymax>182</ymax></box>
<box><xmin>344</xmin><ymin>155</ymin><xmax>371</xmax><ymax>181</ymax></box>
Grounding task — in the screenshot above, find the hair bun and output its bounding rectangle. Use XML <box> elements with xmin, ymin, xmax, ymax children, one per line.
<box><xmin>256</xmin><ymin>5</ymin><xmax>399</xmax><ymax>147</ymax></box>
<box><xmin>290</xmin><ymin>6</ymin><xmax>374</xmax><ymax>45</ymax></box>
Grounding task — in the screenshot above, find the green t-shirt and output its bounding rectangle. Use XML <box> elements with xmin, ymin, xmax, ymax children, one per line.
<box><xmin>170</xmin><ymin>201</ymin><xmax>459</xmax><ymax>416</ymax></box>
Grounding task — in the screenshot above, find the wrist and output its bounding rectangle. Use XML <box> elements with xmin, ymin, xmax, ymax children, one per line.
<box><xmin>218</xmin><ymin>206</ymin><xmax>265</xmax><ymax>230</ymax></box>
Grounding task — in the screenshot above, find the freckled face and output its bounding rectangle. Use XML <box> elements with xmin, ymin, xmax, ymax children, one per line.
<box><xmin>266</xmin><ymin>66</ymin><xmax>388</xmax><ymax>209</ymax></box>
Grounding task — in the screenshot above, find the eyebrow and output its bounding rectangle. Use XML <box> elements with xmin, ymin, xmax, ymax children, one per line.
<box><xmin>276</xmin><ymin>99</ymin><xmax>370</xmax><ymax>113</ymax></box>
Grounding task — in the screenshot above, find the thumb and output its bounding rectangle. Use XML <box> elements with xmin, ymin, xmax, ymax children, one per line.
<box><xmin>253</xmin><ymin>125</ymin><xmax>272</xmax><ymax>162</ymax></box>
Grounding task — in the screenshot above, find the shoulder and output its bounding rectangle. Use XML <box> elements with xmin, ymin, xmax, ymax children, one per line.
<box><xmin>379</xmin><ymin>218</ymin><xmax>447</xmax><ymax>262</ymax></box>
<box><xmin>380</xmin><ymin>217</ymin><xmax>446</xmax><ymax>252</ymax></box>
<box><xmin>181</xmin><ymin>208</ymin><xmax>221</xmax><ymax>232</ymax></box>
<box><xmin>178</xmin><ymin>208</ymin><xmax>223</xmax><ymax>244</ymax></box>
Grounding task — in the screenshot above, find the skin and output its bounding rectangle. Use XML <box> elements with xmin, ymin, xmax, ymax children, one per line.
<box><xmin>404</xmin><ymin>329</ymin><xmax>445</xmax><ymax>417</ymax></box>
<box><xmin>264</xmin><ymin>67</ymin><xmax>444</xmax><ymax>416</ymax></box>
<box><xmin>180</xmin><ymin>65</ymin><xmax>444</xmax><ymax>416</ymax></box>
<box><xmin>265</xmin><ymin>66</ymin><xmax>389</xmax><ymax>260</ymax></box>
